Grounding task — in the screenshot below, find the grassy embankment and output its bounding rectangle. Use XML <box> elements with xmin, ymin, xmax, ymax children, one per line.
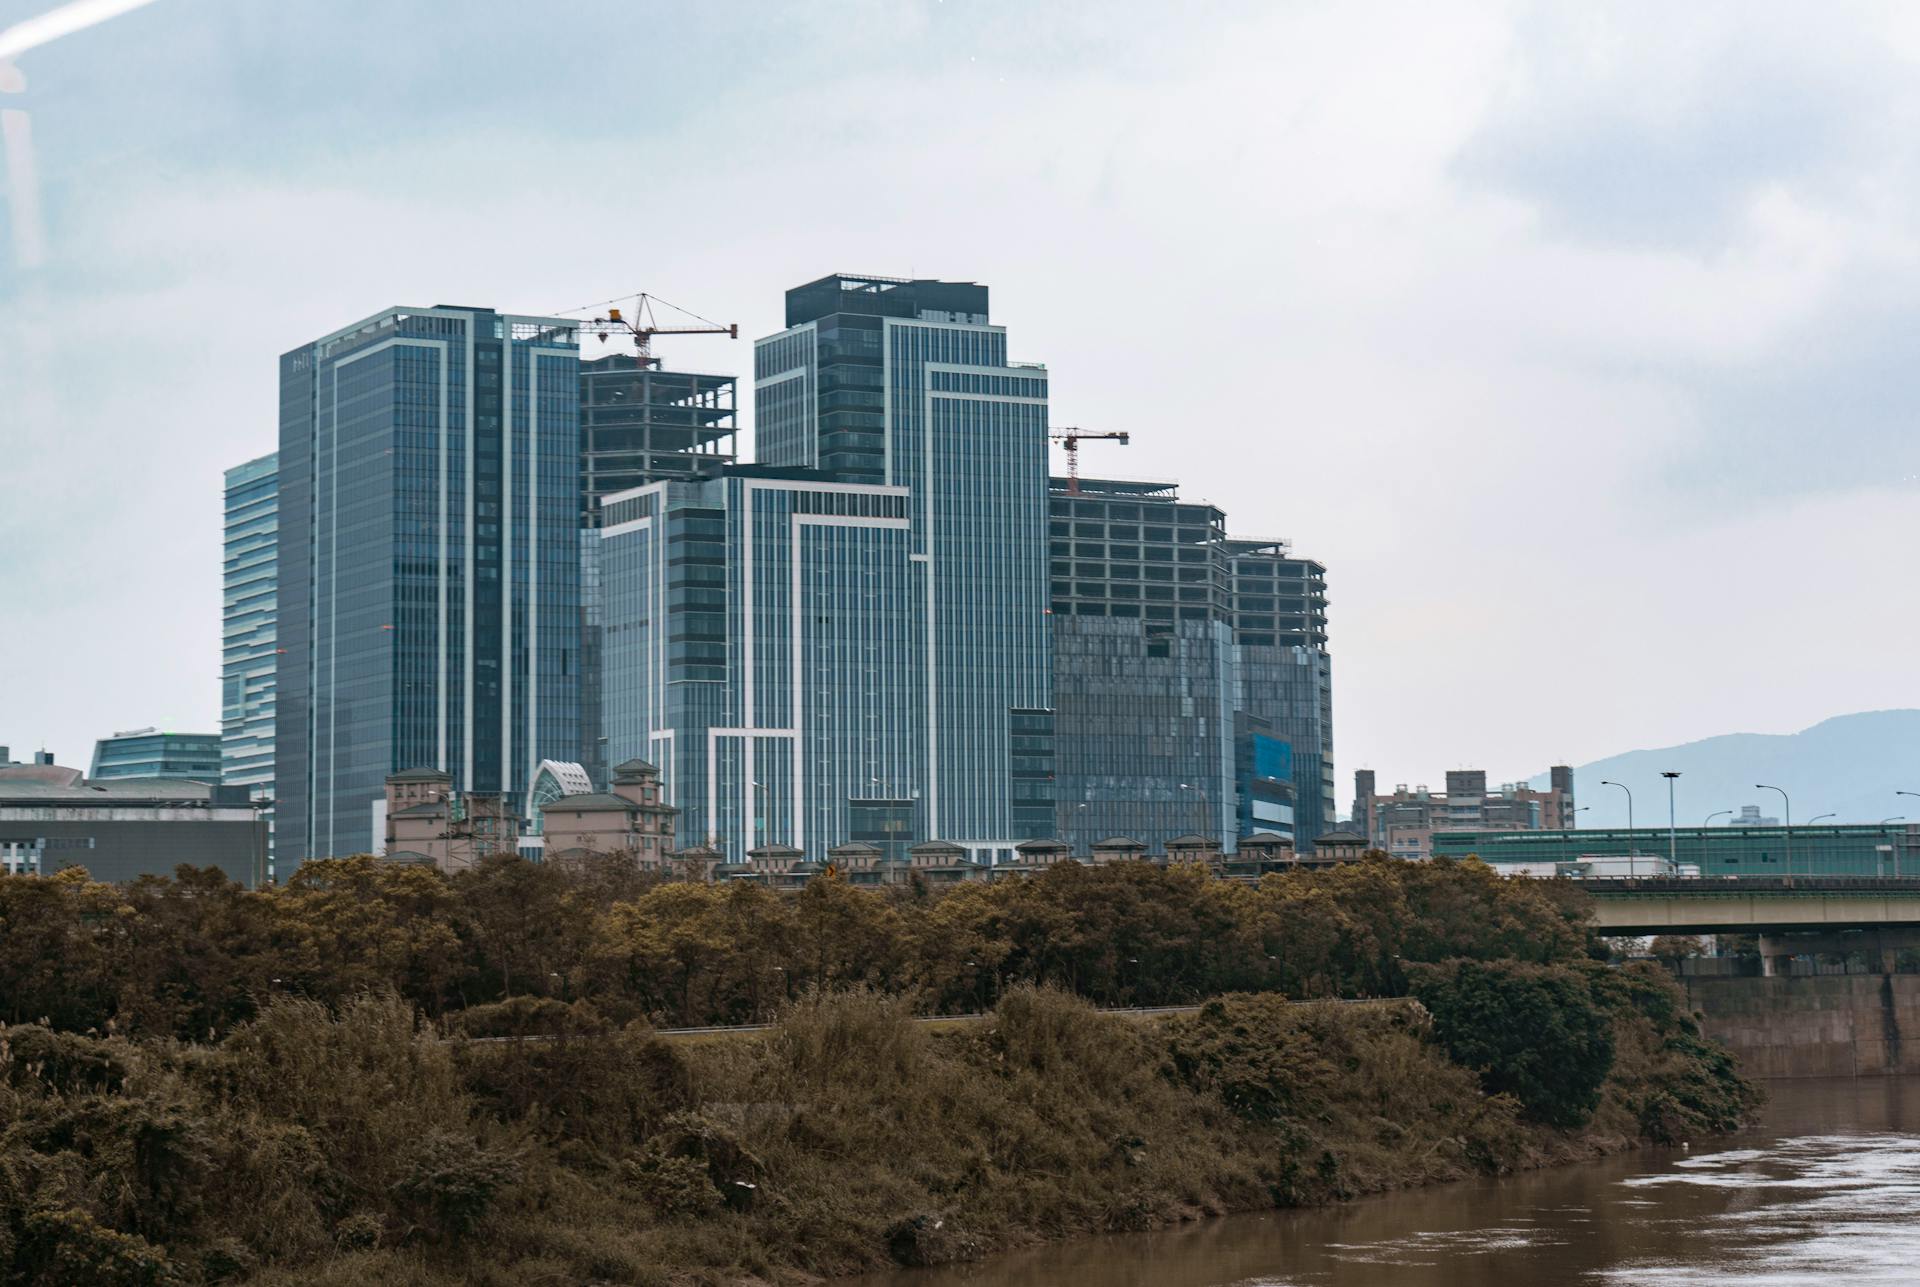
<box><xmin>1</xmin><ymin>961</ymin><xmax>1755</xmax><ymax>1285</ymax></box>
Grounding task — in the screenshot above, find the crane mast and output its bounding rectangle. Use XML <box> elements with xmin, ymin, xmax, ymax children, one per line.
<box><xmin>1049</xmin><ymin>428</ymin><xmax>1131</xmax><ymax>494</ymax></box>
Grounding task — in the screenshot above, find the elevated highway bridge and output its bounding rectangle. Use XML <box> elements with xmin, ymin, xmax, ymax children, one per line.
<box><xmin>1574</xmin><ymin>875</ymin><xmax>1920</xmax><ymax>976</ymax></box>
<box><xmin>1578</xmin><ymin>876</ymin><xmax>1920</xmax><ymax>935</ymax></box>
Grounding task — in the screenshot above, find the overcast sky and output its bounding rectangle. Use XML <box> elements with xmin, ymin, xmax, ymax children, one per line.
<box><xmin>1</xmin><ymin>0</ymin><xmax>1914</xmax><ymax>792</ymax></box>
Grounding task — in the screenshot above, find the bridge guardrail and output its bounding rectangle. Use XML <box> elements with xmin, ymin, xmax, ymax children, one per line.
<box><xmin>1572</xmin><ymin>875</ymin><xmax>1920</xmax><ymax>893</ymax></box>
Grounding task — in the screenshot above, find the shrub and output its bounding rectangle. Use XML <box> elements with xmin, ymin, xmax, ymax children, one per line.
<box><xmin>14</xmin><ymin>1206</ymin><xmax>176</xmax><ymax>1286</ymax></box>
<box><xmin>390</xmin><ymin>1130</ymin><xmax>521</xmax><ymax>1238</ymax></box>
<box><xmin>1</xmin><ymin>1026</ymin><xmax>136</xmax><ymax>1095</ymax></box>
<box><xmin>1162</xmin><ymin>995</ymin><xmax>1338</xmax><ymax>1124</ymax></box>
<box><xmin>623</xmin><ymin>1151</ymin><xmax>721</xmax><ymax>1218</ymax></box>
<box><xmin>1411</xmin><ymin>960</ymin><xmax>1615</xmax><ymax>1128</ymax></box>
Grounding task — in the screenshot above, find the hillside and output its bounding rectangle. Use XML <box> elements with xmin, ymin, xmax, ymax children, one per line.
<box><xmin>1530</xmin><ymin>709</ymin><xmax>1920</xmax><ymax>828</ymax></box>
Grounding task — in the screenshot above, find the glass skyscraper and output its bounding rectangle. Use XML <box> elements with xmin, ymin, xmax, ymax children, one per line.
<box><xmin>599</xmin><ymin>469</ymin><xmax>917</xmax><ymax>859</ymax></box>
<box><xmin>276</xmin><ymin>306</ymin><xmax>582</xmax><ymax>864</ymax></box>
<box><xmin>222</xmin><ymin>452</ymin><xmax>278</xmax><ymax>805</ymax></box>
<box><xmin>755</xmin><ymin>275</ymin><xmax>1054</xmax><ymax>857</ymax></box>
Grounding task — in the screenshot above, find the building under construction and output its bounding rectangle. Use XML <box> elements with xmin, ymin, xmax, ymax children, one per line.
<box><xmin>577</xmin><ymin>355</ymin><xmax>738</xmax><ymax>522</ymax></box>
<box><xmin>1048</xmin><ymin>476</ymin><xmax>1334</xmax><ymax>853</ymax></box>
<box><xmin>577</xmin><ymin>355</ymin><xmax>738</xmax><ymax>786</ymax></box>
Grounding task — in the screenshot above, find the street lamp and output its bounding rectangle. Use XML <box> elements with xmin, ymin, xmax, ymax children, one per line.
<box><xmin>1564</xmin><ymin>806</ymin><xmax>1590</xmax><ymax>865</ymax></box>
<box><xmin>1807</xmin><ymin>813</ymin><xmax>1835</xmax><ymax>825</ymax></box>
<box><xmin>1601</xmin><ymin>780</ymin><xmax>1635</xmax><ymax>877</ymax></box>
<box><xmin>1705</xmin><ymin>809</ymin><xmax>1732</xmax><ymax>827</ymax></box>
<box><xmin>1177</xmin><ymin>782</ymin><xmax>1207</xmax><ymax>840</ymax></box>
<box><xmin>1756</xmin><ymin>784</ymin><xmax>1791</xmax><ymax>878</ymax></box>
<box><xmin>1661</xmin><ymin>771</ymin><xmax>1681</xmax><ymax>871</ymax></box>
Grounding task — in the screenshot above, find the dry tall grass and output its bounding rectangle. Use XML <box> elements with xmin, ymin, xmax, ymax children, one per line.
<box><xmin>0</xmin><ymin>968</ymin><xmax>1754</xmax><ymax>1285</ymax></box>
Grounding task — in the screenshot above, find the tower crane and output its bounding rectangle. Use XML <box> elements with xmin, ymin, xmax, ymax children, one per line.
<box><xmin>1049</xmin><ymin>428</ymin><xmax>1130</xmax><ymax>494</ymax></box>
<box><xmin>565</xmin><ymin>293</ymin><xmax>738</xmax><ymax>369</ymax></box>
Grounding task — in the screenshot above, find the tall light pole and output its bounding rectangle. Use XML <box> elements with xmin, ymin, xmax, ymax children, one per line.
<box><xmin>1705</xmin><ymin>809</ymin><xmax>1732</xmax><ymax>827</ymax></box>
<box><xmin>1177</xmin><ymin>782</ymin><xmax>1207</xmax><ymax>843</ymax></box>
<box><xmin>1661</xmin><ymin>771</ymin><xmax>1681</xmax><ymax>872</ymax></box>
<box><xmin>1900</xmin><ymin>793</ymin><xmax>1920</xmax><ymax>878</ymax></box>
<box><xmin>1565</xmin><ymin>805</ymin><xmax>1590</xmax><ymax>865</ymax></box>
<box><xmin>1807</xmin><ymin>813</ymin><xmax>1835</xmax><ymax>825</ymax></box>
<box><xmin>1757</xmin><ymin>784</ymin><xmax>1790</xmax><ymax>879</ymax></box>
<box><xmin>1601</xmin><ymin>780</ymin><xmax>1634</xmax><ymax>877</ymax></box>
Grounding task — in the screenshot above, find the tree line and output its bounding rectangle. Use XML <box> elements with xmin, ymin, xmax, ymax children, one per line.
<box><xmin>0</xmin><ymin>853</ymin><xmax>1600</xmax><ymax>1039</ymax></box>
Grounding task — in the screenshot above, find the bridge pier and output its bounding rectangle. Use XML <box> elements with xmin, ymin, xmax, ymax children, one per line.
<box><xmin>1577</xmin><ymin>877</ymin><xmax>1920</xmax><ymax>1076</ymax></box>
<box><xmin>1757</xmin><ymin>927</ymin><xmax>1920</xmax><ymax>974</ymax></box>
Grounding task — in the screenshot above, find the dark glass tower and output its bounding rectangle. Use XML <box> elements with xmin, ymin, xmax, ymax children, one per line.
<box><xmin>1049</xmin><ymin>477</ymin><xmax>1335</xmax><ymax>852</ymax></box>
<box><xmin>276</xmin><ymin>306</ymin><xmax>582</xmax><ymax>865</ymax></box>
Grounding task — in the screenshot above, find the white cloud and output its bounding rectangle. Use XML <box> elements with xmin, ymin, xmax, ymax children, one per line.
<box><xmin>0</xmin><ymin>0</ymin><xmax>1912</xmax><ymax>806</ymax></box>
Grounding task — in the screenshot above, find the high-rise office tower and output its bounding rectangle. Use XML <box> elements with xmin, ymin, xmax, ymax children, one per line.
<box><xmin>1049</xmin><ymin>479</ymin><xmax>1239</xmax><ymax>850</ymax></box>
<box><xmin>599</xmin><ymin>470</ymin><xmax>919</xmax><ymax>859</ymax></box>
<box><xmin>1223</xmin><ymin>539</ymin><xmax>1334</xmax><ymax>844</ymax></box>
<box><xmin>576</xmin><ymin>355</ymin><xmax>736</xmax><ymax>789</ymax></box>
<box><xmin>222</xmin><ymin>452</ymin><xmax>278</xmax><ymax>812</ymax></box>
<box><xmin>753</xmin><ymin>275</ymin><xmax>1054</xmax><ymax>855</ymax></box>
<box><xmin>275</xmin><ymin>306</ymin><xmax>582</xmax><ymax>864</ymax></box>
<box><xmin>1049</xmin><ymin>478</ymin><xmax>1334</xmax><ymax>852</ymax></box>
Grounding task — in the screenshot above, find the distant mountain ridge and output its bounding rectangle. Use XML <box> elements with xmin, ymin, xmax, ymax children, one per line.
<box><xmin>1526</xmin><ymin>710</ymin><xmax>1920</xmax><ymax>829</ymax></box>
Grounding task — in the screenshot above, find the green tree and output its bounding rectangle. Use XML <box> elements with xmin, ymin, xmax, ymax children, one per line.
<box><xmin>0</xmin><ymin>868</ymin><xmax>129</xmax><ymax>1032</ymax></box>
<box><xmin>792</xmin><ymin>873</ymin><xmax>904</xmax><ymax>991</ymax></box>
<box><xmin>1649</xmin><ymin>935</ymin><xmax>1706</xmax><ymax>967</ymax></box>
<box><xmin>449</xmin><ymin>854</ymin><xmax>588</xmax><ymax>1001</ymax></box>
<box><xmin>271</xmin><ymin>857</ymin><xmax>465</xmax><ymax>1014</ymax></box>
<box><xmin>1411</xmin><ymin>959</ymin><xmax>1615</xmax><ymax>1128</ymax></box>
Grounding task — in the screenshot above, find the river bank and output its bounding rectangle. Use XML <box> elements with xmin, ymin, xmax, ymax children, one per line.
<box><xmin>2</xmin><ymin>963</ymin><xmax>1755</xmax><ymax>1286</ymax></box>
<box><xmin>847</xmin><ymin>1076</ymin><xmax>1920</xmax><ymax>1286</ymax></box>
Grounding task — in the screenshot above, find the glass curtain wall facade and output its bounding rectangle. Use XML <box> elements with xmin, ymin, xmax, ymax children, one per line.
<box><xmin>222</xmin><ymin>452</ymin><xmax>279</xmax><ymax>804</ymax></box>
<box><xmin>577</xmin><ymin>356</ymin><xmax>737</xmax><ymax>788</ymax></box>
<box><xmin>90</xmin><ymin>730</ymin><xmax>222</xmax><ymax>781</ymax></box>
<box><xmin>1049</xmin><ymin>477</ymin><xmax>1334</xmax><ymax>851</ymax></box>
<box><xmin>1053</xmin><ymin>616</ymin><xmax>1238</xmax><ymax>851</ymax></box>
<box><xmin>599</xmin><ymin>470</ymin><xmax>917</xmax><ymax>859</ymax></box>
<box><xmin>1048</xmin><ymin>479</ymin><xmax>1238</xmax><ymax>851</ymax></box>
<box><xmin>755</xmin><ymin>275</ymin><xmax>1052</xmax><ymax>859</ymax></box>
<box><xmin>276</xmin><ymin>306</ymin><xmax>581</xmax><ymax>865</ymax></box>
<box><xmin>1224</xmin><ymin>540</ymin><xmax>1333</xmax><ymax>843</ymax></box>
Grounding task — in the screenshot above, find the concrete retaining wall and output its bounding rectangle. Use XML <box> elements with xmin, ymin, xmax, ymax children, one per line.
<box><xmin>1684</xmin><ymin>973</ymin><xmax>1920</xmax><ymax>1077</ymax></box>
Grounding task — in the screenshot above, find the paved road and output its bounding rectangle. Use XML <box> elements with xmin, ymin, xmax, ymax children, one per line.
<box><xmin>464</xmin><ymin>996</ymin><xmax>1415</xmax><ymax>1044</ymax></box>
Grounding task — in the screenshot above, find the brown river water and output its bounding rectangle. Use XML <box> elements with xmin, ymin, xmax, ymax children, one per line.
<box><xmin>852</xmin><ymin>1077</ymin><xmax>1920</xmax><ymax>1286</ymax></box>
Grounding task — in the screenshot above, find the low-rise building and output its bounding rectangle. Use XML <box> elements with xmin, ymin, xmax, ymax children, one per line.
<box><xmin>0</xmin><ymin>760</ymin><xmax>266</xmax><ymax>884</ymax></box>
<box><xmin>1352</xmin><ymin>766</ymin><xmax>1575</xmax><ymax>861</ymax></box>
<box><xmin>537</xmin><ymin>759</ymin><xmax>677</xmax><ymax>870</ymax></box>
<box><xmin>380</xmin><ymin>769</ymin><xmax>521</xmax><ymax>873</ymax></box>
<box><xmin>90</xmin><ymin>728</ymin><xmax>223</xmax><ymax>783</ymax></box>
